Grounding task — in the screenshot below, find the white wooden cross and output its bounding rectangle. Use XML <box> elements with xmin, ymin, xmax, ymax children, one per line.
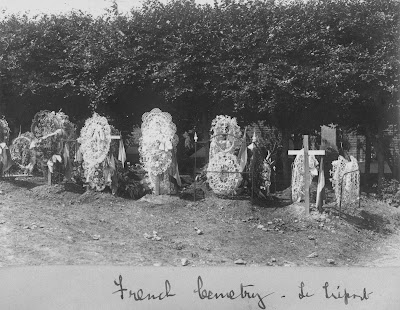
<box><xmin>288</xmin><ymin>135</ymin><xmax>325</xmax><ymax>216</ymax></box>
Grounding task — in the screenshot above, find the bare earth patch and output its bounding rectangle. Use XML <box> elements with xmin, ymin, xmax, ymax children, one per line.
<box><xmin>0</xmin><ymin>177</ymin><xmax>399</xmax><ymax>267</ymax></box>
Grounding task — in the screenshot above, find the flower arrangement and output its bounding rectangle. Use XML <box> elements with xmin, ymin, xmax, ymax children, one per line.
<box><xmin>206</xmin><ymin>115</ymin><xmax>243</xmax><ymax>195</ymax></box>
<box><xmin>330</xmin><ymin>155</ymin><xmax>359</xmax><ymax>206</ymax></box>
<box><xmin>291</xmin><ymin>150</ymin><xmax>319</xmax><ymax>202</ymax></box>
<box><xmin>139</xmin><ymin>108</ymin><xmax>177</xmax><ymax>191</ymax></box>
<box><xmin>0</xmin><ymin>116</ymin><xmax>10</xmax><ymax>144</ymax></box>
<box><xmin>78</xmin><ymin>112</ymin><xmax>111</xmax><ymax>169</ymax></box>
<box><xmin>77</xmin><ymin>113</ymin><xmax>119</xmax><ymax>191</ymax></box>
<box><xmin>82</xmin><ymin>125</ymin><xmax>120</xmax><ymax>191</ymax></box>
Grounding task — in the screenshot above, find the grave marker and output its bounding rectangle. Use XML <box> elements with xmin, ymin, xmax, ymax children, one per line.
<box><xmin>288</xmin><ymin>135</ymin><xmax>325</xmax><ymax>216</ymax></box>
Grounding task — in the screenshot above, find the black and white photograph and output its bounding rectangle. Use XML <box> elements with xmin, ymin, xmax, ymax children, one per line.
<box><xmin>0</xmin><ymin>0</ymin><xmax>399</xmax><ymax>308</ymax></box>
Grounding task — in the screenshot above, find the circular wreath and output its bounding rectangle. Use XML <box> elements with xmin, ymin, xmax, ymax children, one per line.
<box><xmin>209</xmin><ymin>115</ymin><xmax>242</xmax><ymax>157</ymax></box>
<box><xmin>0</xmin><ymin>117</ymin><xmax>10</xmax><ymax>144</ymax></box>
<box><xmin>78</xmin><ymin>112</ymin><xmax>111</xmax><ymax>168</ymax></box>
<box><xmin>206</xmin><ymin>152</ymin><xmax>242</xmax><ymax>195</ymax></box>
<box><xmin>10</xmin><ymin>132</ymin><xmax>35</xmax><ymax>167</ymax></box>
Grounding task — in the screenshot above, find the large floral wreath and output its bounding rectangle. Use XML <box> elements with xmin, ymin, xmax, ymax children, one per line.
<box><xmin>291</xmin><ymin>150</ymin><xmax>319</xmax><ymax>202</ymax></box>
<box><xmin>78</xmin><ymin>112</ymin><xmax>111</xmax><ymax>169</ymax></box>
<box><xmin>330</xmin><ymin>155</ymin><xmax>360</xmax><ymax>206</ymax></box>
<box><xmin>80</xmin><ymin>125</ymin><xmax>119</xmax><ymax>191</ymax></box>
<box><xmin>139</xmin><ymin>108</ymin><xmax>177</xmax><ymax>190</ymax></box>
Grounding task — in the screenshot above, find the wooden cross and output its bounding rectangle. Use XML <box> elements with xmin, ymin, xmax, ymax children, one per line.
<box><xmin>288</xmin><ymin>135</ymin><xmax>325</xmax><ymax>216</ymax></box>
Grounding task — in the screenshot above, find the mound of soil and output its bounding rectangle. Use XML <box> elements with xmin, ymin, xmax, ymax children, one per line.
<box><xmin>29</xmin><ymin>183</ymin><xmax>85</xmax><ymax>201</ymax></box>
<box><xmin>1</xmin><ymin>176</ymin><xmax>400</xmax><ymax>268</ymax></box>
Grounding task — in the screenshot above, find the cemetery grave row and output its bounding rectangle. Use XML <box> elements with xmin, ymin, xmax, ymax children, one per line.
<box><xmin>0</xmin><ymin>110</ymin><xmax>360</xmax><ymax>212</ymax></box>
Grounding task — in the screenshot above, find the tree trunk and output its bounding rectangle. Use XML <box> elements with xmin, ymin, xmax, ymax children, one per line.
<box><xmin>281</xmin><ymin>129</ymin><xmax>290</xmax><ymax>188</ymax></box>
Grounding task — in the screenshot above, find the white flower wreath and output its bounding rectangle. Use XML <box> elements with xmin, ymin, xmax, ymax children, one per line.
<box><xmin>139</xmin><ymin>108</ymin><xmax>177</xmax><ymax>190</ymax></box>
<box><xmin>78</xmin><ymin>112</ymin><xmax>111</xmax><ymax>169</ymax></box>
<box><xmin>330</xmin><ymin>155</ymin><xmax>359</xmax><ymax>206</ymax></box>
<box><xmin>291</xmin><ymin>150</ymin><xmax>319</xmax><ymax>202</ymax></box>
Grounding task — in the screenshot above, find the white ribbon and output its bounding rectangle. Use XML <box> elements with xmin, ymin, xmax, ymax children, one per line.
<box><xmin>47</xmin><ymin>155</ymin><xmax>62</xmax><ymax>173</ymax></box>
<box><xmin>47</xmin><ymin>160</ymin><xmax>54</xmax><ymax>173</ymax></box>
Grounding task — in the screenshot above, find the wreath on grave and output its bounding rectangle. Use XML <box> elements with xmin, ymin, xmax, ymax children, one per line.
<box><xmin>330</xmin><ymin>155</ymin><xmax>360</xmax><ymax>206</ymax></box>
<box><xmin>139</xmin><ymin>108</ymin><xmax>177</xmax><ymax>190</ymax></box>
<box><xmin>206</xmin><ymin>152</ymin><xmax>242</xmax><ymax>195</ymax></box>
<box><xmin>78</xmin><ymin>112</ymin><xmax>111</xmax><ymax>169</ymax></box>
<box><xmin>209</xmin><ymin>115</ymin><xmax>241</xmax><ymax>157</ymax></box>
<box><xmin>291</xmin><ymin>150</ymin><xmax>319</xmax><ymax>202</ymax></box>
<box><xmin>81</xmin><ymin>125</ymin><xmax>120</xmax><ymax>192</ymax></box>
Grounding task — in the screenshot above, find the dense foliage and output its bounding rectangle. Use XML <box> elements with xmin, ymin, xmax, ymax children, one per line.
<box><xmin>0</xmin><ymin>0</ymin><xmax>399</xmax><ymax>189</ymax></box>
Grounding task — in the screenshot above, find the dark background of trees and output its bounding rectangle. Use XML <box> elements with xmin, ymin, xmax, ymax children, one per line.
<box><xmin>0</xmin><ymin>0</ymin><xmax>398</xmax><ymax>190</ymax></box>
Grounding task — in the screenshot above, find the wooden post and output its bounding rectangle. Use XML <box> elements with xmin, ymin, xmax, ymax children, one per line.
<box><xmin>303</xmin><ymin>135</ymin><xmax>310</xmax><ymax>216</ymax></box>
<box><xmin>154</xmin><ymin>174</ymin><xmax>160</xmax><ymax>195</ymax></box>
<box><xmin>48</xmin><ymin>167</ymin><xmax>52</xmax><ymax>185</ymax></box>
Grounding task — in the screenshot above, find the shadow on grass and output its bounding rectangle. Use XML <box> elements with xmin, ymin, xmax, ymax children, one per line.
<box><xmin>252</xmin><ymin>196</ymin><xmax>293</xmax><ymax>209</ymax></box>
<box><xmin>331</xmin><ymin>207</ymin><xmax>393</xmax><ymax>234</ymax></box>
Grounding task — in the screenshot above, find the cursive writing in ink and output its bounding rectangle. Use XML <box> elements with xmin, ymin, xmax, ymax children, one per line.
<box><xmin>112</xmin><ymin>275</ymin><xmax>176</xmax><ymax>301</ymax></box>
<box><xmin>193</xmin><ymin>275</ymin><xmax>274</xmax><ymax>309</ymax></box>
<box><xmin>298</xmin><ymin>281</ymin><xmax>314</xmax><ymax>299</ymax></box>
<box><xmin>113</xmin><ymin>275</ymin><xmax>127</xmax><ymax>299</ymax></box>
<box><xmin>322</xmin><ymin>282</ymin><xmax>373</xmax><ymax>305</ymax></box>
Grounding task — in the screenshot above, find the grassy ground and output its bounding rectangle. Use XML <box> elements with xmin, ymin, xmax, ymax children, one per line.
<box><xmin>0</xmin><ymin>176</ymin><xmax>399</xmax><ymax>267</ymax></box>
